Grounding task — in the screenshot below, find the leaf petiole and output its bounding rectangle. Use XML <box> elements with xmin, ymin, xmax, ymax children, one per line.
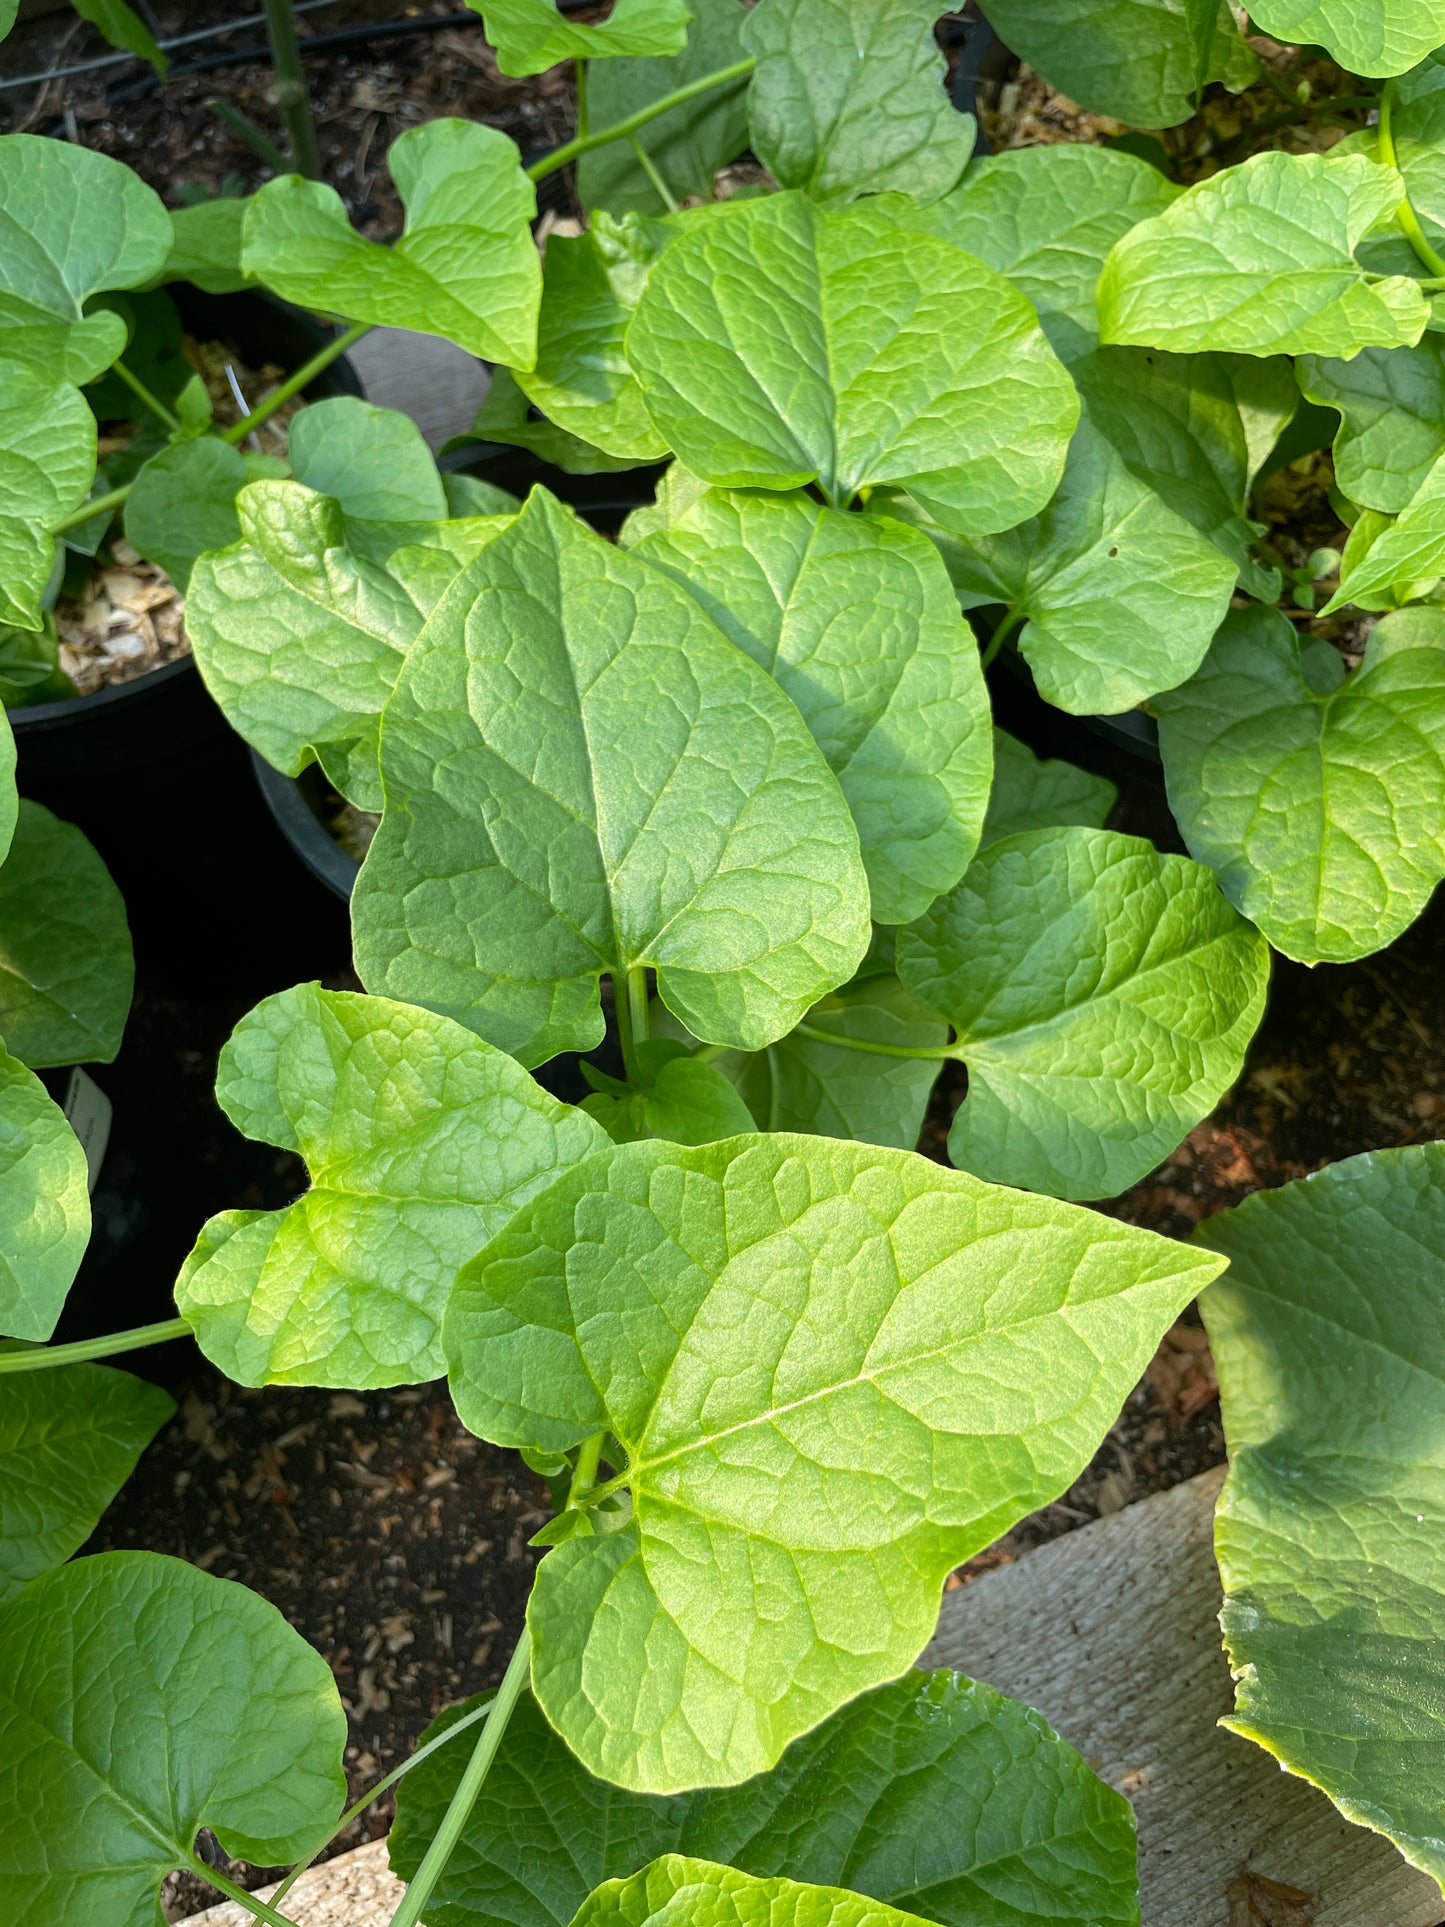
<box><xmin>110</xmin><ymin>358</ymin><xmax>181</xmax><ymax>432</ymax></box>
<box><xmin>52</xmin><ymin>483</ymin><xmax>130</xmax><ymax>537</ymax></box>
<box><xmin>1378</xmin><ymin>79</ymin><xmax>1445</xmax><ymax>280</ymax></box>
<box><xmin>979</xmin><ymin>608</ymin><xmax>1024</xmax><ymax>669</ymax></box>
<box><xmin>528</xmin><ymin>57</ymin><xmax>757</xmax><ymax>183</ymax></box>
<box><xmin>794</xmin><ymin>1021</ymin><xmax>957</xmax><ymax>1062</ymax></box>
<box><xmin>185</xmin><ymin>1858</ymin><xmax>300</xmax><ymax>1927</ymax></box>
<box><xmin>0</xmin><ymin>1315</ymin><xmax>192</xmax><ymax>1373</ymax></box>
<box><xmin>629</xmin><ymin>135</ymin><xmax>680</xmax><ymax>212</ymax></box>
<box><xmin>219</xmin><ymin>321</ymin><xmax>373</xmax><ymax>445</ymax></box>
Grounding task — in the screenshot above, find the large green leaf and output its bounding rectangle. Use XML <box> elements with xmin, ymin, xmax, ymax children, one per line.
<box><xmin>1324</xmin><ymin>447</ymin><xmax>1445</xmax><ymax>610</ymax></box>
<box><xmin>631</xmin><ymin>488</ymin><xmax>992</xmax><ymax>925</ymax></box>
<box><xmin>242</xmin><ymin>119</ymin><xmax>541</xmax><ymax>366</ymax></box>
<box><xmin>288</xmin><ymin>394</ymin><xmax>448</xmax><ymax>524</ymax></box>
<box><xmin>887</xmin><ymin>419</ymin><xmax>1237</xmax><ymax>715</ymax></box>
<box><xmin>0</xmin><ymin>801</ymin><xmax>133</xmax><ymax>1070</ymax></box>
<box><xmin>978</xmin><ymin>0</ymin><xmax>1256</xmax><ymax>127</ymax></box>
<box><xmin>0</xmin><ymin>1550</ymin><xmax>347</xmax><ymax>1926</ymax></box>
<box><xmin>0</xmin><ymin>374</ymin><xmax>97</xmax><ymax>632</ymax></box>
<box><xmin>906</xmin><ymin>145</ymin><xmax>1179</xmax><ymax>363</ymax></box>
<box><xmin>0</xmin><ymin>1043</ymin><xmax>89</xmax><ymax>1342</ymax></box>
<box><xmin>981</xmin><ymin>729</ymin><xmax>1116</xmax><ymax>847</ymax></box>
<box><xmin>656</xmin><ymin>975</ymin><xmax>947</xmax><ymax>1151</ymax></box>
<box><xmin>740</xmin><ymin>0</ymin><xmax>973</xmax><ymax>205</ymax></box>
<box><xmin>626</xmin><ymin>192</ymin><xmax>1078</xmax><ymax>534</ymax></box>
<box><xmin>444</xmin><ymin>1130</ymin><xmax>1223</xmax><ymax>1788</ymax></box>
<box><xmin>1300</xmin><ymin>339</ymin><xmax>1445</xmax><ymax>514</ymax></box>
<box><xmin>122</xmin><ymin>436</ymin><xmax>282</xmax><ymax>591</ymax></box>
<box><xmin>186</xmin><ymin>482</ymin><xmax>508</xmax><ymax>810</ymax></box>
<box><xmin>1098</xmin><ymin>152</ymin><xmax>1429</xmax><ymax>358</ymax></box>
<box><xmin>1071</xmin><ymin>347</ymin><xmax>1295</xmax><ymax>595</ymax></box>
<box><xmin>579</xmin><ymin>1862</ymin><xmax>927</xmax><ymax>1927</ymax></box>
<box><xmin>577</xmin><ymin>0</ymin><xmax>751</xmax><ymax>215</ymax></box>
<box><xmin>470</xmin><ymin>0</ymin><xmax>690</xmax><ymax>75</ymax></box>
<box><xmin>390</xmin><ymin>1670</ymin><xmax>1139</xmax><ymax>1927</ymax></box>
<box><xmin>1155</xmin><ymin>603</ymin><xmax>1445</xmax><ymax>964</ymax></box>
<box><xmin>0</xmin><ymin>134</ymin><xmax>171</xmax><ymax>386</ymax></box>
<box><xmin>0</xmin><ymin>1365</ymin><xmax>172</xmax><ymax>1604</ymax></box>
<box><xmin>1198</xmin><ymin>1143</ymin><xmax>1445</xmax><ymax>1887</ymax></box>
<box><xmin>175</xmin><ymin>984</ymin><xmax>606</xmax><ymax>1389</ymax></box>
<box><xmin>352</xmin><ymin>488</ymin><xmax>870</xmax><ymax>1067</ymax></box>
<box><xmin>1245</xmin><ymin>0</ymin><xmax>1445</xmax><ymax>77</ymax></box>
<box><xmin>897</xmin><ymin>827</ymin><xmax>1269</xmax><ymax>1201</ymax></box>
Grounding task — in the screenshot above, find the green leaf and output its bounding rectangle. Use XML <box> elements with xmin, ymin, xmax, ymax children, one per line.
<box><xmin>0</xmin><ymin>706</ymin><xmax>14</xmax><ymax>863</ymax></box>
<box><xmin>0</xmin><ymin>1042</ymin><xmax>89</xmax><ymax>1342</ymax></box>
<box><xmin>1155</xmin><ymin>603</ymin><xmax>1445</xmax><ymax>963</ymax></box>
<box><xmin>84</xmin><ymin>286</ymin><xmax>190</xmax><ymax>421</ymax></box>
<box><xmin>353</xmin><ymin>487</ymin><xmax>870</xmax><ymax>1067</ymax></box>
<box><xmin>175</xmin><ymin>984</ymin><xmax>604</xmax><ymax>1389</ymax></box>
<box><xmin>70</xmin><ymin>0</ymin><xmax>169</xmax><ymax>77</ymax></box>
<box><xmin>469</xmin><ymin>365</ymin><xmax>651</xmax><ymax>473</ymax></box>
<box><xmin>581</xmin><ymin>1862</ymin><xmax>931</xmax><ymax>1927</ymax></box>
<box><xmin>0</xmin><ymin>1365</ymin><xmax>172</xmax><ymax>1604</ymax></box>
<box><xmin>0</xmin><ymin>800</ymin><xmax>133</xmax><ymax>1069</ymax></box>
<box><xmin>1072</xmin><ymin>347</ymin><xmax>1294</xmax><ymax>595</ymax></box>
<box><xmin>626</xmin><ymin>192</ymin><xmax>1078</xmax><ymax>532</ymax></box>
<box><xmin>470</xmin><ymin>0</ymin><xmax>690</xmax><ymax>75</ymax></box>
<box><xmin>740</xmin><ymin>0</ymin><xmax>974</xmax><ymax>205</ymax></box>
<box><xmin>160</xmin><ymin>197</ymin><xmax>252</xmax><ymax>293</ymax></box>
<box><xmin>0</xmin><ymin>617</ymin><xmax>66</xmax><ymax>707</ymax></box>
<box><xmin>1324</xmin><ymin>446</ymin><xmax>1445</xmax><ymax>610</ymax></box>
<box><xmin>0</xmin><ymin>2</ymin><xmax>15</xmax><ymax>39</ymax></box>
<box><xmin>242</xmin><ymin>119</ymin><xmax>541</xmax><ymax>365</ymax></box>
<box><xmin>0</xmin><ymin>374</ymin><xmax>97</xmax><ymax>632</ymax></box>
<box><xmin>905</xmin><ymin>144</ymin><xmax>1180</xmax><ymax>363</ymax></box>
<box><xmin>445</xmin><ymin>1131</ymin><xmax>1222</xmax><ymax>1789</ymax></box>
<box><xmin>0</xmin><ymin>1550</ymin><xmax>348</xmax><ymax>1925</ymax></box>
<box><xmin>186</xmin><ymin>481</ymin><xmax>504</xmax><ymax>810</ymax></box>
<box><xmin>1300</xmin><ymin>339</ymin><xmax>1445</xmax><ymax>514</ymax></box>
<box><xmin>656</xmin><ymin>975</ymin><xmax>946</xmax><ymax>1151</ymax></box>
<box><xmin>445</xmin><ymin>473</ymin><xmax>523</xmax><ymax>517</ymax></box>
<box><xmin>631</xmin><ymin>488</ymin><xmax>993</xmax><ymax>925</ymax></box>
<box><xmin>390</xmin><ymin>1670</ymin><xmax>1139</xmax><ymax>1927</ymax></box>
<box><xmin>583</xmin><ymin>1052</ymin><xmax>759</xmax><ymax>1146</ymax></box>
<box><xmin>288</xmin><ymin>394</ymin><xmax>448</xmax><ymax>524</ymax></box>
<box><xmin>982</xmin><ymin>728</ymin><xmax>1116</xmax><ymax>847</ymax></box>
<box><xmin>0</xmin><ymin>133</ymin><xmax>171</xmax><ymax>385</ymax></box>
<box><xmin>1245</xmin><ymin>0</ymin><xmax>1445</xmax><ymax>77</ymax></box>
<box><xmin>897</xmin><ymin>827</ymin><xmax>1269</xmax><ymax>1201</ymax></box>
<box><xmin>977</xmin><ymin>0</ymin><xmax>1257</xmax><ymax>127</ymax></box>
<box><xmin>123</xmin><ymin>437</ymin><xmax>252</xmax><ymax>590</ymax></box>
<box><xmin>1197</xmin><ymin>1142</ymin><xmax>1445</xmax><ymax>1886</ymax></box>
<box><xmin>887</xmin><ymin>418</ymin><xmax>1238</xmax><ymax>715</ymax></box>
<box><xmin>1098</xmin><ymin>152</ymin><xmax>1429</xmax><ymax>358</ymax></box>
<box><xmin>516</xmin><ymin>214</ymin><xmax>675</xmax><ymax>461</ymax></box>
<box><xmin>577</xmin><ymin>0</ymin><xmax>751</xmax><ymax>216</ymax></box>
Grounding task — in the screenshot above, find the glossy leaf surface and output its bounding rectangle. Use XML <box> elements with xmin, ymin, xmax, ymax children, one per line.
<box><xmin>0</xmin><ymin>376</ymin><xmax>96</xmax><ymax>632</ymax></box>
<box><xmin>1245</xmin><ymin>0</ymin><xmax>1445</xmax><ymax>76</ymax></box>
<box><xmin>0</xmin><ymin>1044</ymin><xmax>89</xmax><ymax>1342</ymax></box>
<box><xmin>1299</xmin><ymin>339</ymin><xmax>1445</xmax><ymax>514</ymax></box>
<box><xmin>445</xmin><ymin>1130</ymin><xmax>1222</xmax><ymax>1788</ymax></box>
<box><xmin>1325</xmin><ymin>448</ymin><xmax>1445</xmax><ymax>610</ymax></box>
<box><xmin>471</xmin><ymin>0</ymin><xmax>690</xmax><ymax>76</ymax></box>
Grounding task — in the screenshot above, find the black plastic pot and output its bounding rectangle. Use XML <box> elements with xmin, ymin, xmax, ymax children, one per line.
<box><xmin>13</xmin><ymin>287</ymin><xmax>362</xmax><ymax>995</ymax></box>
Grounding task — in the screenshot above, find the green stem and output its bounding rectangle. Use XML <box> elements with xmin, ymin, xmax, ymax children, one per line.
<box><xmin>111</xmin><ymin>358</ymin><xmax>181</xmax><ymax>432</ymax></box>
<box><xmin>979</xmin><ymin>608</ymin><xmax>1023</xmax><ymax>670</ymax></box>
<box><xmin>570</xmin><ymin>1431</ymin><xmax>605</xmax><ymax>1501</ymax></box>
<box><xmin>690</xmin><ymin>1042</ymin><xmax>727</xmax><ymax>1065</ymax></box>
<box><xmin>0</xmin><ymin>1316</ymin><xmax>191</xmax><ymax>1373</ymax></box>
<box><xmin>626</xmin><ymin>968</ymin><xmax>651</xmax><ymax>1052</ymax></box>
<box><xmin>528</xmin><ymin>56</ymin><xmax>756</xmax><ymax>182</ymax></box>
<box><xmin>574</xmin><ymin>56</ymin><xmax>589</xmax><ymax>139</ymax></box>
<box><xmin>262</xmin><ymin>0</ymin><xmax>321</xmax><ymax>178</ymax></box>
<box><xmin>794</xmin><ymin>1021</ymin><xmax>957</xmax><ymax>1062</ymax></box>
<box><xmin>629</xmin><ymin>135</ymin><xmax>679</xmax><ymax>212</ymax></box>
<box><xmin>1379</xmin><ymin>79</ymin><xmax>1445</xmax><ymax>279</ymax></box>
<box><xmin>219</xmin><ymin>321</ymin><xmax>372</xmax><ymax>444</ymax></box>
<box><xmin>186</xmin><ymin>1859</ymin><xmax>299</xmax><ymax>1927</ymax></box>
<box><xmin>269</xmin><ymin>1696</ymin><xmax>498</xmax><ymax>1910</ymax></box>
<box><xmin>207</xmin><ymin>96</ymin><xmax>291</xmax><ymax>175</ymax></box>
<box><xmin>51</xmin><ymin>483</ymin><xmax>130</xmax><ymax>537</ymax></box>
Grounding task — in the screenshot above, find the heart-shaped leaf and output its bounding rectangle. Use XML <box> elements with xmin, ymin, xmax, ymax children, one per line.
<box><xmin>0</xmin><ymin>1550</ymin><xmax>347</xmax><ymax>1926</ymax></box>
<box><xmin>1244</xmin><ymin>0</ymin><xmax>1445</xmax><ymax>76</ymax></box>
<box><xmin>1299</xmin><ymin>339</ymin><xmax>1445</xmax><ymax>514</ymax></box>
<box><xmin>1324</xmin><ymin>447</ymin><xmax>1445</xmax><ymax>611</ymax></box>
<box><xmin>577</xmin><ymin>0</ymin><xmax>752</xmax><ymax>216</ymax></box>
<box><xmin>977</xmin><ymin>0</ymin><xmax>1256</xmax><ymax>126</ymax></box>
<box><xmin>0</xmin><ymin>1044</ymin><xmax>89</xmax><ymax>1342</ymax></box>
<box><xmin>1156</xmin><ymin>603</ymin><xmax>1445</xmax><ymax>963</ymax></box>
<box><xmin>982</xmin><ymin>728</ymin><xmax>1116</xmax><ymax>847</ymax></box>
<box><xmin>626</xmin><ymin>191</ymin><xmax>1078</xmax><ymax>534</ymax></box>
<box><xmin>0</xmin><ymin>133</ymin><xmax>171</xmax><ymax>385</ymax></box>
<box><xmin>123</xmin><ymin>437</ymin><xmax>279</xmax><ymax>591</ymax></box>
<box><xmin>0</xmin><ymin>1365</ymin><xmax>172</xmax><ymax>1604</ymax></box>
<box><xmin>444</xmin><ymin>1130</ymin><xmax>1223</xmax><ymax>1788</ymax></box>
<box><xmin>289</xmin><ymin>395</ymin><xmax>449</xmax><ymax>525</ymax></box>
<box><xmin>470</xmin><ymin>0</ymin><xmax>690</xmax><ymax>76</ymax></box>
<box><xmin>175</xmin><ymin>984</ymin><xmax>606</xmax><ymax>1389</ymax></box>
<box><xmin>1198</xmin><ymin>1143</ymin><xmax>1445</xmax><ymax>1887</ymax></box>
<box><xmin>390</xmin><ymin>1670</ymin><xmax>1139</xmax><ymax>1927</ymax></box>
<box><xmin>888</xmin><ymin>418</ymin><xmax>1237</xmax><ymax>714</ymax></box>
<box><xmin>631</xmin><ymin>487</ymin><xmax>993</xmax><ymax>925</ymax></box>
<box><xmin>897</xmin><ymin>827</ymin><xmax>1270</xmax><ymax>1200</ymax></box>
<box><xmin>1098</xmin><ymin>152</ymin><xmax>1429</xmax><ymax>358</ymax></box>
<box><xmin>242</xmin><ymin>119</ymin><xmax>541</xmax><ymax>365</ymax></box>
<box><xmin>740</xmin><ymin>0</ymin><xmax>974</xmax><ymax>205</ymax></box>
<box><xmin>0</xmin><ymin>374</ymin><xmax>97</xmax><ymax>631</ymax></box>
<box><xmin>352</xmin><ymin>487</ymin><xmax>870</xmax><ymax>1067</ymax></box>
<box><xmin>907</xmin><ymin>143</ymin><xmax>1179</xmax><ymax>362</ymax></box>
<box><xmin>0</xmin><ymin>801</ymin><xmax>133</xmax><ymax>1070</ymax></box>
